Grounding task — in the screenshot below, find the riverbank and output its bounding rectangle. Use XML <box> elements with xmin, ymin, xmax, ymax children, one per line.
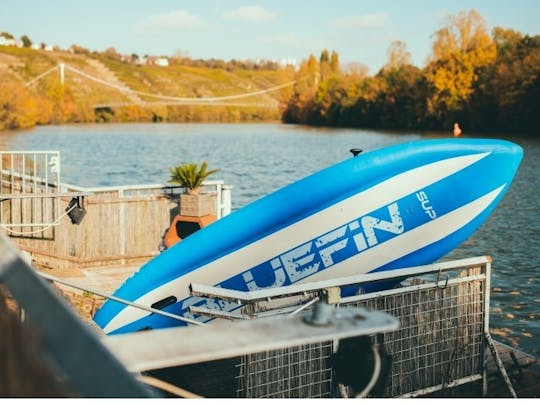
<box><xmin>0</xmin><ymin>46</ymin><xmax>292</xmax><ymax>131</ymax></box>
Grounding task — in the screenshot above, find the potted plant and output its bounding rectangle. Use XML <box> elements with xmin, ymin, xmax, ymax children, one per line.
<box><xmin>168</xmin><ymin>162</ymin><xmax>220</xmax><ymax>217</ymax></box>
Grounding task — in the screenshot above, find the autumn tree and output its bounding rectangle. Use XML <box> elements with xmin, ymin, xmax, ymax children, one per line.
<box><xmin>70</xmin><ymin>44</ymin><xmax>90</xmax><ymax>55</ymax></box>
<box><xmin>384</xmin><ymin>40</ymin><xmax>412</xmax><ymax>71</ymax></box>
<box><xmin>0</xmin><ymin>79</ymin><xmax>53</xmax><ymax>130</ymax></box>
<box><xmin>307</xmin><ymin>50</ymin><xmax>344</xmax><ymax>124</ymax></box>
<box><xmin>424</xmin><ymin>10</ymin><xmax>496</xmax><ymax>125</ymax></box>
<box><xmin>282</xmin><ymin>54</ymin><xmax>319</xmax><ymax>123</ymax></box>
<box><xmin>377</xmin><ymin>41</ymin><xmax>425</xmax><ymax>128</ymax></box>
<box><xmin>103</xmin><ymin>47</ymin><xmax>122</xmax><ymax>61</ymax></box>
<box><xmin>330</xmin><ymin>51</ymin><xmax>339</xmax><ymax>74</ymax></box>
<box><xmin>468</xmin><ymin>28</ymin><xmax>540</xmax><ymax>134</ymax></box>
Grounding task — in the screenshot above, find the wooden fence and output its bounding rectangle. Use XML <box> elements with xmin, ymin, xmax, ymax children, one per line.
<box><xmin>2</xmin><ymin>181</ymin><xmax>231</xmax><ymax>270</ymax></box>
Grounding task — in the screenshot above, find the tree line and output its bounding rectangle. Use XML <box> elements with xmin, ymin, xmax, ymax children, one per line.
<box><xmin>1</xmin><ymin>10</ymin><xmax>538</xmax><ymax>136</ymax></box>
<box><xmin>282</xmin><ymin>10</ymin><xmax>539</xmax><ymax>136</ymax></box>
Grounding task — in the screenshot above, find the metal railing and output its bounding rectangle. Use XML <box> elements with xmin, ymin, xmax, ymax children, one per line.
<box><xmin>63</xmin><ymin>180</ymin><xmax>232</xmax><ymax>219</ymax></box>
<box><xmin>189</xmin><ymin>256</ymin><xmax>514</xmax><ymax>398</ymax></box>
<box><xmin>1</xmin><ymin>151</ymin><xmax>232</xmax><ymax>240</ymax></box>
<box><xmin>0</xmin><ymin>151</ymin><xmax>64</xmax><ymax>237</ymax></box>
<box><xmin>30</xmin><ymin>252</ymin><xmax>516</xmax><ymax>397</ymax></box>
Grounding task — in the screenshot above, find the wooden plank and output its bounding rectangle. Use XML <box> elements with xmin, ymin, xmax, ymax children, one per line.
<box><xmin>102</xmin><ymin>306</ymin><xmax>399</xmax><ymax>372</ymax></box>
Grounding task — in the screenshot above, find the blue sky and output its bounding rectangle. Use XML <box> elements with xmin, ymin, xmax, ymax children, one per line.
<box><xmin>1</xmin><ymin>0</ymin><xmax>538</xmax><ymax>73</ymax></box>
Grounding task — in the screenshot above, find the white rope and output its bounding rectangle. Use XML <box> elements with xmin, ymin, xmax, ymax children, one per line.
<box><xmin>23</xmin><ymin>65</ymin><xmax>59</xmax><ymax>87</ymax></box>
<box><xmin>356</xmin><ymin>344</ymin><xmax>382</xmax><ymax>398</ymax></box>
<box><xmin>0</xmin><ymin>203</ymin><xmax>76</xmax><ymax>236</ymax></box>
<box><xmin>336</xmin><ymin>344</ymin><xmax>382</xmax><ymax>398</ymax></box>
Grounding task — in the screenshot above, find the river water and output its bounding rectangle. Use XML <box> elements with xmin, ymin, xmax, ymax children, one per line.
<box><xmin>1</xmin><ymin>123</ymin><xmax>538</xmax><ymax>356</ymax></box>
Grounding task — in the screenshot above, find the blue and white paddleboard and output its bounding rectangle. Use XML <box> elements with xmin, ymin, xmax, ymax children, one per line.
<box><xmin>94</xmin><ymin>138</ymin><xmax>523</xmax><ymax>334</ymax></box>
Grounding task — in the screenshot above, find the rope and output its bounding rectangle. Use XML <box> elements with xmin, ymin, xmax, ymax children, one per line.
<box><xmin>355</xmin><ymin>344</ymin><xmax>382</xmax><ymax>398</ymax></box>
<box><xmin>0</xmin><ymin>203</ymin><xmax>76</xmax><ymax>236</ymax></box>
<box><xmin>37</xmin><ymin>271</ymin><xmax>206</xmax><ymax>327</ymax></box>
<box><xmin>23</xmin><ymin>65</ymin><xmax>60</xmax><ymax>87</ymax></box>
<box><xmin>137</xmin><ymin>375</ymin><xmax>203</xmax><ymax>398</ymax></box>
<box><xmin>336</xmin><ymin>344</ymin><xmax>382</xmax><ymax>398</ymax></box>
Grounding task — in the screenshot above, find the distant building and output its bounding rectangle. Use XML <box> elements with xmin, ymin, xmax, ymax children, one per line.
<box><xmin>279</xmin><ymin>57</ymin><xmax>297</xmax><ymax>68</ymax></box>
<box><xmin>0</xmin><ymin>36</ymin><xmax>18</xmax><ymax>47</ymax></box>
<box><xmin>155</xmin><ymin>57</ymin><xmax>169</xmax><ymax>67</ymax></box>
<box><xmin>253</xmin><ymin>57</ymin><xmax>298</xmax><ymax>70</ymax></box>
<box><xmin>30</xmin><ymin>43</ymin><xmax>53</xmax><ymax>51</ymax></box>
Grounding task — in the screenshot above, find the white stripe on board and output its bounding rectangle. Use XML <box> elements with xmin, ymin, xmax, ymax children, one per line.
<box><xmin>306</xmin><ymin>184</ymin><xmax>505</xmax><ymax>283</ymax></box>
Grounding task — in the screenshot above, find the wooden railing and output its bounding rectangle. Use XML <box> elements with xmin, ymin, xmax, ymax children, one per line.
<box><xmin>3</xmin><ymin>180</ymin><xmax>231</xmax><ymax>269</ymax></box>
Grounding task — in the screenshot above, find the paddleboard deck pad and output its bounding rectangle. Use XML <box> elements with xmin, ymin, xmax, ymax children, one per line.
<box><xmin>94</xmin><ymin>138</ymin><xmax>523</xmax><ymax>334</ymax></box>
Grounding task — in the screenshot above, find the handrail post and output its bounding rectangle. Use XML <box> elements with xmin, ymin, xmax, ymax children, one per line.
<box><xmin>221</xmin><ymin>185</ymin><xmax>233</xmax><ymax>217</ymax></box>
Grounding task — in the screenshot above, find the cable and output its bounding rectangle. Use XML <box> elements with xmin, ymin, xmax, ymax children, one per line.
<box><xmin>137</xmin><ymin>375</ymin><xmax>203</xmax><ymax>398</ymax></box>
<box><xmin>64</xmin><ymin>63</ymin><xmax>295</xmax><ymax>102</ymax></box>
<box><xmin>37</xmin><ymin>270</ymin><xmax>206</xmax><ymax>327</ymax></box>
<box><xmin>23</xmin><ymin>65</ymin><xmax>60</xmax><ymax>87</ymax></box>
<box><xmin>355</xmin><ymin>344</ymin><xmax>382</xmax><ymax>398</ymax></box>
<box><xmin>0</xmin><ymin>203</ymin><xmax>76</xmax><ymax>236</ymax></box>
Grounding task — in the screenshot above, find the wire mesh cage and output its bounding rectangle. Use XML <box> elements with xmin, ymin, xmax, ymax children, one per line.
<box><xmin>236</xmin><ymin>342</ymin><xmax>334</xmax><ymax>398</ymax></box>
<box><xmin>234</xmin><ymin>262</ymin><xmax>490</xmax><ymax>398</ymax></box>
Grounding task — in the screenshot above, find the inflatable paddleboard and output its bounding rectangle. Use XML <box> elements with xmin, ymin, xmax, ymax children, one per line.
<box><xmin>94</xmin><ymin>138</ymin><xmax>523</xmax><ymax>334</ymax></box>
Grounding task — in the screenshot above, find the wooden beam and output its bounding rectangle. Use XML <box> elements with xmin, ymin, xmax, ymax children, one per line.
<box><xmin>102</xmin><ymin>306</ymin><xmax>399</xmax><ymax>372</ymax></box>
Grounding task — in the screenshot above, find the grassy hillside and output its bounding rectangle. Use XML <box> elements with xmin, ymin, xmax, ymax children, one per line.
<box><xmin>0</xmin><ymin>46</ymin><xmax>296</xmax><ymax>129</ymax></box>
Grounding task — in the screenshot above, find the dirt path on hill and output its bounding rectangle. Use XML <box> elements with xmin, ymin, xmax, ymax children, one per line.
<box><xmin>85</xmin><ymin>58</ymin><xmax>143</xmax><ymax>104</ymax></box>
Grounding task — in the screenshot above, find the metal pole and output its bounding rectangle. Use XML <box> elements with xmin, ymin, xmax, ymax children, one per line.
<box><xmin>485</xmin><ymin>333</ymin><xmax>517</xmax><ymax>398</ymax></box>
<box><xmin>221</xmin><ymin>185</ymin><xmax>233</xmax><ymax>216</ymax></box>
<box><xmin>60</xmin><ymin>63</ymin><xmax>65</xmax><ymax>86</ymax></box>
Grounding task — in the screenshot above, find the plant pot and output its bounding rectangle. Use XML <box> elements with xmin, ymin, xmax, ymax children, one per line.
<box><xmin>179</xmin><ymin>193</ymin><xmax>216</xmax><ymax>217</ymax></box>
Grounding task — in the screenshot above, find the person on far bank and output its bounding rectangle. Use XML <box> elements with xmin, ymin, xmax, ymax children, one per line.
<box><xmin>453</xmin><ymin>122</ymin><xmax>462</xmax><ymax>137</ymax></box>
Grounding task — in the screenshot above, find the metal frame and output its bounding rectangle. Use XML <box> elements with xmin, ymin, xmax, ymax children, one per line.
<box><xmin>2</xmin><ymin>215</ymin><xmax>515</xmax><ymax>399</ymax></box>
<box><xmin>0</xmin><ymin>151</ymin><xmax>62</xmax><ymax>232</ymax></box>
<box><xmin>187</xmin><ymin>256</ymin><xmax>516</xmax><ymax>398</ymax></box>
<box><xmin>63</xmin><ymin>180</ymin><xmax>232</xmax><ymax>219</ymax></box>
<box><xmin>102</xmin><ymin>306</ymin><xmax>399</xmax><ymax>372</ymax></box>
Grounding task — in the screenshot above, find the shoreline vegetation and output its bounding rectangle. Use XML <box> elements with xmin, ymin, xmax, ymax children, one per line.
<box><xmin>0</xmin><ymin>9</ymin><xmax>538</xmax><ymax>137</ymax></box>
